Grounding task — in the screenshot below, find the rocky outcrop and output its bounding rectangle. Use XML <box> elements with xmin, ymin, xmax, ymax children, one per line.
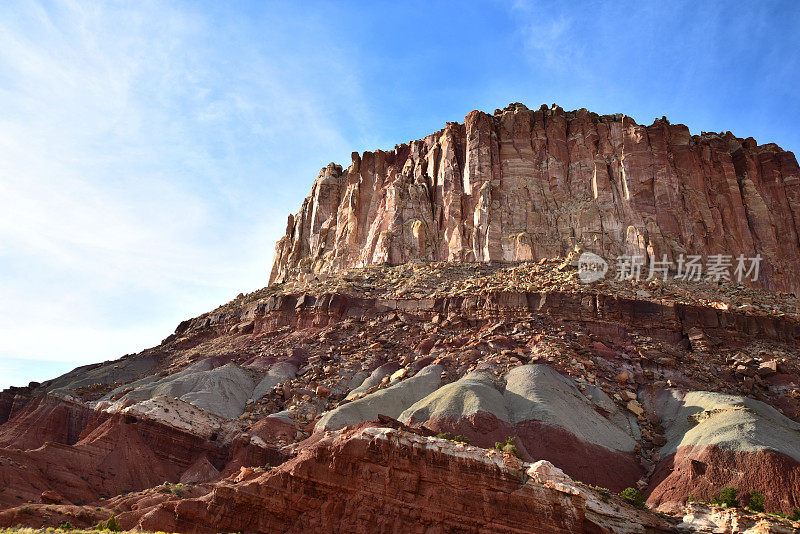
<box><xmin>0</xmin><ymin>396</ymin><xmax>284</xmax><ymax>509</ymax></box>
<box><xmin>126</xmin><ymin>426</ymin><xmax>677</xmax><ymax>534</ymax></box>
<box><xmin>247</xmin><ymin>290</ymin><xmax>800</xmax><ymax>346</ymax></box>
<box><xmin>315</xmin><ymin>364</ymin><xmax>443</xmax><ymax>431</ymax></box>
<box><xmin>678</xmin><ymin>502</ymin><xmax>799</xmax><ymax>533</ymax></box>
<box><xmin>646</xmin><ymin>390</ymin><xmax>800</xmax><ymax>515</ymax></box>
<box><xmin>398</xmin><ymin>365</ymin><xmax>642</xmax><ymax>491</ymax></box>
<box><xmin>0</xmin><ymin>393</ymin><xmax>90</xmax><ymax>449</ymax></box>
<box><xmin>3</xmin><ymin>233</ymin><xmax>800</xmax><ymax>531</ymax></box>
<box><xmin>271</xmin><ymin>103</ymin><xmax>800</xmax><ymax>293</ymax></box>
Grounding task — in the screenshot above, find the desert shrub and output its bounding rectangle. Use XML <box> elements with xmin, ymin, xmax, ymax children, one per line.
<box><xmin>746</xmin><ymin>490</ymin><xmax>765</xmax><ymax>513</ymax></box>
<box><xmin>157</xmin><ymin>482</ymin><xmax>185</xmax><ymax>497</ymax></box>
<box><xmin>57</xmin><ymin>522</ymin><xmax>73</xmax><ymax>531</ymax></box>
<box><xmin>620</xmin><ymin>487</ymin><xmax>645</xmax><ymax>508</ymax></box>
<box><xmin>435</xmin><ymin>432</ymin><xmax>469</xmax><ymax>444</ymax></box>
<box><xmin>713</xmin><ymin>487</ymin><xmax>740</xmax><ymax>508</ymax></box>
<box><xmin>493</xmin><ymin>436</ymin><xmax>519</xmax><ymax>457</ymax></box>
<box><xmin>791</xmin><ymin>509</ymin><xmax>800</xmax><ymax>521</ymax></box>
<box><xmin>95</xmin><ymin>514</ymin><xmax>122</xmax><ymax>531</ymax></box>
<box><xmin>106</xmin><ymin>514</ymin><xmax>122</xmax><ymax>532</ymax></box>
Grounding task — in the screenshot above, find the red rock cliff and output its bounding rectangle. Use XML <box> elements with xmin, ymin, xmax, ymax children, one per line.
<box><xmin>128</xmin><ymin>426</ymin><xmax>676</xmax><ymax>534</ymax></box>
<box><xmin>270</xmin><ymin>103</ymin><xmax>800</xmax><ymax>293</ymax></box>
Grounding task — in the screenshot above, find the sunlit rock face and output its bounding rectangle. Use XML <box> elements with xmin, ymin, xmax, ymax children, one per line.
<box><xmin>271</xmin><ymin>103</ymin><xmax>800</xmax><ymax>293</ymax></box>
<box><xmin>127</xmin><ymin>426</ymin><xmax>678</xmax><ymax>534</ymax></box>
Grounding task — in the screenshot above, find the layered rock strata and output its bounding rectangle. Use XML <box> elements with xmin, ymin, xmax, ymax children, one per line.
<box><xmin>127</xmin><ymin>426</ymin><xmax>677</xmax><ymax>534</ymax></box>
<box><xmin>646</xmin><ymin>390</ymin><xmax>800</xmax><ymax>515</ymax></box>
<box><xmin>0</xmin><ymin>394</ymin><xmax>284</xmax><ymax>509</ymax></box>
<box><xmin>398</xmin><ymin>365</ymin><xmax>643</xmax><ymax>491</ymax></box>
<box><xmin>271</xmin><ymin>103</ymin><xmax>800</xmax><ymax>293</ymax></box>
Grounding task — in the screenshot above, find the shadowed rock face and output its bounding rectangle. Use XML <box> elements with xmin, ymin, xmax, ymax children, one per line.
<box><xmin>0</xmin><ymin>405</ymin><xmax>285</xmax><ymax>510</ymax></box>
<box><xmin>0</xmin><ymin>394</ymin><xmax>90</xmax><ymax>450</ymax></box>
<box><xmin>271</xmin><ymin>103</ymin><xmax>800</xmax><ymax>293</ymax></box>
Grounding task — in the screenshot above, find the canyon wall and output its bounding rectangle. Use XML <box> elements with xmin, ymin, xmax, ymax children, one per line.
<box><xmin>270</xmin><ymin>103</ymin><xmax>800</xmax><ymax>293</ymax></box>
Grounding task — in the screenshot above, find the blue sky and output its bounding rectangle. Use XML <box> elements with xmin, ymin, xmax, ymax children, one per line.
<box><xmin>1</xmin><ymin>0</ymin><xmax>798</xmax><ymax>390</ymax></box>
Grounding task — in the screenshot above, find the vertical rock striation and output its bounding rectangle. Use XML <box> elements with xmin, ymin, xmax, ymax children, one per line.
<box><xmin>271</xmin><ymin>103</ymin><xmax>800</xmax><ymax>293</ymax></box>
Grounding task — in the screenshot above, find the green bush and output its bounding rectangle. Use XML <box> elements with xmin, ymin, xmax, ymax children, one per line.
<box><xmin>493</xmin><ymin>437</ymin><xmax>510</xmax><ymax>450</ymax></box>
<box><xmin>57</xmin><ymin>522</ymin><xmax>73</xmax><ymax>531</ymax></box>
<box><xmin>157</xmin><ymin>482</ymin><xmax>186</xmax><ymax>497</ymax></box>
<box><xmin>791</xmin><ymin>509</ymin><xmax>800</xmax><ymax>521</ymax></box>
<box><xmin>746</xmin><ymin>490</ymin><xmax>765</xmax><ymax>513</ymax></box>
<box><xmin>620</xmin><ymin>487</ymin><xmax>645</xmax><ymax>508</ymax></box>
<box><xmin>434</xmin><ymin>432</ymin><xmax>469</xmax><ymax>444</ymax></box>
<box><xmin>493</xmin><ymin>436</ymin><xmax>519</xmax><ymax>457</ymax></box>
<box><xmin>713</xmin><ymin>487</ymin><xmax>740</xmax><ymax>508</ymax></box>
<box><xmin>96</xmin><ymin>514</ymin><xmax>123</xmax><ymax>532</ymax></box>
<box><xmin>106</xmin><ymin>514</ymin><xmax>122</xmax><ymax>532</ymax></box>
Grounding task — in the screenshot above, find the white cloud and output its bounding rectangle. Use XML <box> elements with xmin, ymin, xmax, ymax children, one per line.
<box><xmin>0</xmin><ymin>0</ymin><xmax>368</xmax><ymax>384</ymax></box>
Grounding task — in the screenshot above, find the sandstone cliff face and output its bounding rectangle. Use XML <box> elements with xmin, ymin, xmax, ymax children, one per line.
<box><xmin>271</xmin><ymin>103</ymin><xmax>800</xmax><ymax>293</ymax></box>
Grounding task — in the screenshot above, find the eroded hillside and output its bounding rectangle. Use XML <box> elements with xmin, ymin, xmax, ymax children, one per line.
<box><xmin>3</xmin><ymin>104</ymin><xmax>800</xmax><ymax>533</ymax></box>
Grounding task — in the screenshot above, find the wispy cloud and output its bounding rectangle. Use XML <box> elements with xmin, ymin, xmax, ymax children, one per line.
<box><xmin>509</xmin><ymin>0</ymin><xmax>585</xmax><ymax>73</ymax></box>
<box><xmin>0</xmin><ymin>0</ymin><xmax>368</xmax><ymax>385</ymax></box>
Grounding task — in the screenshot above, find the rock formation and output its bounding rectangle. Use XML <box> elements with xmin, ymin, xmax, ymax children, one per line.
<box><xmin>125</xmin><ymin>426</ymin><xmax>677</xmax><ymax>534</ymax></box>
<box><xmin>3</xmin><ymin>103</ymin><xmax>800</xmax><ymax>533</ymax></box>
<box><xmin>397</xmin><ymin>365</ymin><xmax>644</xmax><ymax>491</ymax></box>
<box><xmin>271</xmin><ymin>103</ymin><xmax>800</xmax><ymax>293</ymax></box>
<box><xmin>646</xmin><ymin>390</ymin><xmax>800</xmax><ymax>514</ymax></box>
